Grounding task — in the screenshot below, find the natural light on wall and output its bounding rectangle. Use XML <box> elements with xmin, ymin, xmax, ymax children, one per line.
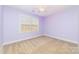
<box><xmin>19</xmin><ymin>14</ymin><xmax>39</xmax><ymax>33</ymax></box>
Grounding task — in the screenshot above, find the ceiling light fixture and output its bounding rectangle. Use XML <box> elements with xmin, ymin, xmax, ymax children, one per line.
<box><xmin>39</xmin><ymin>7</ymin><xmax>45</xmax><ymax>12</ymax></box>
<box><xmin>37</xmin><ymin>5</ymin><xmax>47</xmax><ymax>12</ymax></box>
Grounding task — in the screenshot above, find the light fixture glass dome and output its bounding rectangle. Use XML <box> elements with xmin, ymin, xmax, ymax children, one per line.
<box><xmin>37</xmin><ymin>5</ymin><xmax>47</xmax><ymax>12</ymax></box>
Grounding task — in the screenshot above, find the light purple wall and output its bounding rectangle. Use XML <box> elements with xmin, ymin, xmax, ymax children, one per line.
<box><xmin>44</xmin><ymin>6</ymin><xmax>79</xmax><ymax>42</ymax></box>
<box><xmin>40</xmin><ymin>17</ymin><xmax>46</xmax><ymax>34</ymax></box>
<box><xmin>3</xmin><ymin>6</ymin><xmax>42</xmax><ymax>43</ymax></box>
<box><xmin>0</xmin><ymin>6</ymin><xmax>2</xmax><ymax>44</ymax></box>
<box><xmin>2</xmin><ymin>6</ymin><xmax>79</xmax><ymax>44</ymax></box>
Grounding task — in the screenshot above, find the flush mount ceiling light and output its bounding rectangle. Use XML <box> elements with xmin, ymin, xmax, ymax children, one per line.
<box><xmin>36</xmin><ymin>5</ymin><xmax>47</xmax><ymax>12</ymax></box>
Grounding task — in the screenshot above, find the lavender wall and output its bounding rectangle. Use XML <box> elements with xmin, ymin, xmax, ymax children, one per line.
<box><xmin>2</xmin><ymin>6</ymin><xmax>79</xmax><ymax>44</ymax></box>
<box><xmin>40</xmin><ymin>17</ymin><xmax>46</xmax><ymax>34</ymax></box>
<box><xmin>44</xmin><ymin>6</ymin><xmax>79</xmax><ymax>42</ymax></box>
<box><xmin>0</xmin><ymin>6</ymin><xmax>2</xmax><ymax>44</ymax></box>
<box><xmin>3</xmin><ymin>6</ymin><xmax>42</xmax><ymax>43</ymax></box>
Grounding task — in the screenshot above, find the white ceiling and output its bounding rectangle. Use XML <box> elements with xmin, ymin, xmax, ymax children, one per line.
<box><xmin>8</xmin><ymin>5</ymin><xmax>72</xmax><ymax>17</ymax></box>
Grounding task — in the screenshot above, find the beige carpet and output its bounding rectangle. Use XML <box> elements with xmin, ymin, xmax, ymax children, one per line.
<box><xmin>3</xmin><ymin>36</ymin><xmax>79</xmax><ymax>54</ymax></box>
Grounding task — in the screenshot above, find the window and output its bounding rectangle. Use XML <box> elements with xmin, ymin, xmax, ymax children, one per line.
<box><xmin>19</xmin><ymin>14</ymin><xmax>39</xmax><ymax>33</ymax></box>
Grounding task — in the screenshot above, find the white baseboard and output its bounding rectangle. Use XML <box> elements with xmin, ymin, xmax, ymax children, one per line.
<box><xmin>3</xmin><ymin>34</ymin><xmax>42</xmax><ymax>46</ymax></box>
<box><xmin>44</xmin><ymin>34</ymin><xmax>79</xmax><ymax>44</ymax></box>
<box><xmin>2</xmin><ymin>34</ymin><xmax>79</xmax><ymax>46</ymax></box>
